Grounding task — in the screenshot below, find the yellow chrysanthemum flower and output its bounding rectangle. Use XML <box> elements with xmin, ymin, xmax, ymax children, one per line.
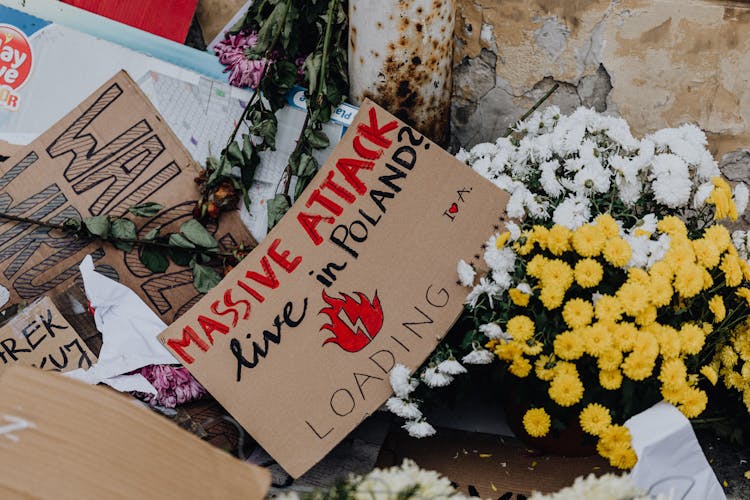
<box><xmin>657</xmin><ymin>216</ymin><xmax>688</xmax><ymax>237</ymax></box>
<box><xmin>627</xmin><ymin>268</ymin><xmax>650</xmax><ymax>286</ymax></box>
<box><xmin>659</xmin><ymin>358</ymin><xmax>688</xmax><ymax>390</ymax></box>
<box><xmin>539</xmin><ymin>287</ymin><xmax>566</xmax><ymax>310</ymax></box>
<box><xmin>494</xmin><ymin>341</ymin><xmax>523</xmax><ymax>361</ymax></box>
<box><xmin>531</xmin><ymin>225</ymin><xmax>550</xmax><ymax>250</ymax></box>
<box><xmin>634</xmin><ymin>305</ymin><xmax>657</xmax><ymax>327</ymax></box>
<box><xmin>526</xmin><ymin>254</ymin><xmax>547</xmax><ymax>278</ymax></box>
<box><xmin>516</xmin><ymin>231</ymin><xmax>536</xmax><ymax>255</ymax></box>
<box><xmin>720</xmin><ymin>346</ymin><xmax>738</xmax><ymax>368</ymax></box>
<box><xmin>692</xmin><ymin>238</ymin><xmax>721</xmax><ymax>269</ymax></box>
<box><xmin>506</xmin><ymin>315</ymin><xmax>535</xmax><ymax>342</ymax></box>
<box><xmin>548</xmin><ymin>371</ymin><xmax>584</xmax><ymax>407</ymax></box>
<box><xmin>595</xmin><ymin>213</ymin><xmax>620</xmax><ymax>239</ymax></box>
<box><xmin>509</xmin><ymin>287</ymin><xmax>531</xmax><ymax>307</ymax></box>
<box><xmin>649</xmin><ymin>260</ymin><xmax>673</xmax><ymax>281</ymax></box>
<box><xmin>704</xmin><ymin>224</ymin><xmax>731</xmax><ymax>252</ymax></box>
<box><xmin>700</xmin><ymin>365</ymin><xmax>719</xmax><ymax>385</ymax></box>
<box><xmin>654</xmin><ymin>324</ymin><xmax>681</xmax><ymax>359</ymax></box>
<box><xmin>553</xmin><ymin>330</ymin><xmax>585</xmax><ymax>360</ymax></box>
<box><xmin>574</xmin><ymin>258</ymin><xmax>603</xmax><ymax>288</ymax></box>
<box><xmin>678</xmin><ymin>386</ymin><xmax>708</xmax><ymax>418</ymax></box>
<box><xmin>608</xmin><ymin>446</ymin><xmax>638</xmax><ymax>470</ymax></box>
<box><xmin>583</xmin><ymin>323</ymin><xmax>612</xmax><ymax>357</ymax></box>
<box><xmin>740</xmin><ymin>259</ymin><xmax>750</xmax><ymax>282</ymax></box>
<box><xmin>736</xmin><ymin>287</ymin><xmax>750</xmax><ymax>307</ymax></box>
<box><xmin>673</xmin><ymin>264</ymin><xmax>705</xmax><ymax>298</ymax></box>
<box><xmin>535</xmin><ymin>355</ymin><xmax>557</xmax><ymax>381</ymax></box>
<box><xmin>612</xmin><ymin>322</ymin><xmax>638</xmax><ymax>352</ymax></box>
<box><xmin>648</xmin><ymin>275</ymin><xmax>674</xmax><ymax>308</ymax></box>
<box><xmin>707</xmin><ymin>177</ymin><xmax>738</xmax><ymax>221</ymax></box>
<box><xmin>596</xmin><ymin>424</ymin><xmax>632</xmax><ymax>458</ymax></box>
<box><xmin>579</xmin><ymin>403</ymin><xmax>612</xmax><ymax>437</ymax></box>
<box><xmin>594</xmin><ymin>295</ymin><xmax>622</xmax><ymax>323</ymax></box>
<box><xmin>702</xmin><ymin>268</ymin><xmax>714</xmax><ymax>290</ymax></box>
<box><xmin>547</xmin><ymin>225</ymin><xmax>572</xmax><ymax>256</ymax></box>
<box><xmin>721</xmin><ymin>254</ymin><xmax>743</xmax><ymax>287</ymax></box>
<box><xmin>679</xmin><ymin>323</ymin><xmax>705</xmax><ymax>355</ymax></box>
<box><xmin>572</xmin><ymin>223</ymin><xmax>606</xmax><ymax>257</ymax></box>
<box><xmin>597</xmin><ymin>347</ymin><xmax>623</xmax><ymax>371</ymax></box>
<box><xmin>540</xmin><ymin>259</ymin><xmax>574</xmax><ymax>290</ymax></box>
<box><xmin>603</xmin><ymin>237</ymin><xmax>632</xmax><ymax>267</ymax></box>
<box><xmin>523</xmin><ymin>408</ymin><xmax>551</xmax><ymax>437</ymax></box>
<box><xmin>509</xmin><ymin>357</ymin><xmax>532</xmax><ymax>377</ymax></box>
<box><xmin>616</xmin><ymin>281</ymin><xmax>650</xmax><ymax>316</ymax></box>
<box><xmin>562</xmin><ymin>298</ymin><xmax>594</xmax><ymax>329</ymax></box>
<box><xmin>622</xmin><ymin>350</ymin><xmax>656</xmax><ymax>381</ymax></box>
<box><xmin>522</xmin><ymin>340</ymin><xmax>544</xmax><ymax>356</ymax></box>
<box><xmin>599</xmin><ymin>369</ymin><xmax>623</xmax><ymax>389</ymax></box>
<box><xmin>495</xmin><ymin>231</ymin><xmax>511</xmax><ymax>249</ymax></box>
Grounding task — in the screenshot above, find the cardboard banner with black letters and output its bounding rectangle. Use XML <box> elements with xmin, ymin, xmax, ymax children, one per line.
<box><xmin>158</xmin><ymin>100</ymin><xmax>510</xmax><ymax>477</ymax></box>
<box><xmin>0</xmin><ymin>71</ymin><xmax>253</xmax><ymax>323</ymax></box>
<box><xmin>0</xmin><ymin>296</ymin><xmax>96</xmax><ymax>375</ymax></box>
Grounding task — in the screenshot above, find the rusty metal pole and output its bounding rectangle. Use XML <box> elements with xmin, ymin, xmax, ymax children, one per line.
<box><xmin>348</xmin><ymin>0</ymin><xmax>455</xmax><ymax>146</ymax></box>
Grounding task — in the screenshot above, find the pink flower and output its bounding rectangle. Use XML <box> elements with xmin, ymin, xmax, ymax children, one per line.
<box><xmin>214</xmin><ymin>31</ymin><xmax>269</xmax><ymax>89</ymax></box>
<box><xmin>130</xmin><ymin>365</ymin><xmax>207</xmax><ymax>408</ymax></box>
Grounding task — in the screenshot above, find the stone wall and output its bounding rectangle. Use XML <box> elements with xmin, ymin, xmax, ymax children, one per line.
<box><xmin>451</xmin><ymin>0</ymin><xmax>750</xmax><ymax>170</ymax></box>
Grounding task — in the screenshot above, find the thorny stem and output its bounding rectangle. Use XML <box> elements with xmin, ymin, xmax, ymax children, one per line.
<box><xmin>504</xmin><ymin>83</ymin><xmax>560</xmax><ymax>137</ymax></box>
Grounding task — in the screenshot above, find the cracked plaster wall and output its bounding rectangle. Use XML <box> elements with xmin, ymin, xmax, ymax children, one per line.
<box><xmin>451</xmin><ymin>0</ymin><xmax>750</xmax><ymax>178</ymax></box>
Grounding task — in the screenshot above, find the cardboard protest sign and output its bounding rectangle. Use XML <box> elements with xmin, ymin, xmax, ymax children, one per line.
<box><xmin>0</xmin><ymin>71</ymin><xmax>253</xmax><ymax>323</ymax></box>
<box><xmin>158</xmin><ymin>100</ymin><xmax>510</xmax><ymax>477</ymax></box>
<box><xmin>0</xmin><ymin>366</ymin><xmax>270</xmax><ymax>498</ymax></box>
<box><xmin>0</xmin><ymin>296</ymin><xmax>95</xmax><ymax>375</ymax></box>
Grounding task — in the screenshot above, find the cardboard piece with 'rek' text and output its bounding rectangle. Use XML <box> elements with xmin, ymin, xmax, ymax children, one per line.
<box><xmin>0</xmin><ymin>296</ymin><xmax>96</xmax><ymax>375</ymax></box>
<box><xmin>0</xmin><ymin>366</ymin><xmax>270</xmax><ymax>498</ymax></box>
<box><xmin>158</xmin><ymin>101</ymin><xmax>510</xmax><ymax>477</ymax></box>
<box><xmin>0</xmin><ymin>70</ymin><xmax>253</xmax><ymax>323</ymax></box>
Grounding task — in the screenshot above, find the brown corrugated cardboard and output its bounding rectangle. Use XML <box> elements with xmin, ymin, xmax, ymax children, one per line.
<box><xmin>0</xmin><ymin>366</ymin><xmax>270</xmax><ymax>498</ymax></box>
<box><xmin>0</xmin><ymin>296</ymin><xmax>96</xmax><ymax>375</ymax></box>
<box><xmin>159</xmin><ymin>100</ymin><xmax>510</xmax><ymax>477</ymax></box>
<box><xmin>0</xmin><ymin>70</ymin><xmax>254</xmax><ymax>323</ymax></box>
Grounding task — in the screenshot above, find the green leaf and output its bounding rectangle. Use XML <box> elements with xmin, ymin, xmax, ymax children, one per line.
<box><xmin>62</xmin><ymin>218</ymin><xmax>82</xmax><ymax>232</ymax></box>
<box><xmin>140</xmin><ymin>247</ymin><xmax>169</xmax><ymax>273</ymax></box>
<box><xmin>111</xmin><ymin>218</ymin><xmax>137</xmax><ymax>252</ymax></box>
<box><xmin>169</xmin><ymin>233</ymin><xmax>196</xmax><ymax>249</ymax></box>
<box><xmin>304</xmin><ymin>127</ymin><xmax>329</xmax><ymax>149</ymax></box>
<box><xmin>144</xmin><ymin>226</ymin><xmax>161</xmax><ymax>241</ymax></box>
<box><xmin>179</xmin><ymin>219</ymin><xmax>218</xmax><ymax>249</ymax></box>
<box><xmin>85</xmin><ymin>215</ymin><xmax>110</xmax><ymax>238</ymax></box>
<box><xmin>267</xmin><ymin>193</ymin><xmax>291</xmax><ymax>230</ymax></box>
<box><xmin>296</xmin><ymin>152</ymin><xmax>318</xmax><ymax>178</ymax></box>
<box><xmin>128</xmin><ymin>202</ymin><xmax>164</xmax><ymax>218</ymax></box>
<box><xmin>226</xmin><ymin>141</ymin><xmax>243</xmax><ymax>166</ymax></box>
<box><xmin>168</xmin><ymin>247</ymin><xmax>193</xmax><ymax>266</ymax></box>
<box><xmin>191</xmin><ymin>262</ymin><xmax>222</xmax><ymax>293</ymax></box>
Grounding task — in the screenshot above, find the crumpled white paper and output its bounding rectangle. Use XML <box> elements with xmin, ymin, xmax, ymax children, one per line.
<box><xmin>625</xmin><ymin>401</ymin><xmax>725</xmax><ymax>500</ymax></box>
<box><xmin>0</xmin><ymin>285</ymin><xmax>9</xmax><ymax>308</ymax></box>
<box><xmin>64</xmin><ymin>255</ymin><xmax>177</xmax><ymax>394</ymax></box>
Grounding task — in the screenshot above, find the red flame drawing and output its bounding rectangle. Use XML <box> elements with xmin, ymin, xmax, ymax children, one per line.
<box><xmin>319</xmin><ymin>290</ymin><xmax>384</xmax><ymax>352</ymax></box>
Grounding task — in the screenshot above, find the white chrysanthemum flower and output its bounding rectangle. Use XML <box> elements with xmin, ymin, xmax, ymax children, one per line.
<box><xmin>421</xmin><ymin>367</ymin><xmax>453</xmax><ymax>388</ymax></box>
<box><xmin>652</xmin><ymin>173</ymin><xmax>692</xmax><ymax>208</ymax></box>
<box><xmin>490</xmin><ymin>270</ymin><xmax>514</xmax><ymax>291</ymax></box>
<box><xmin>506</xmin><ymin>187</ymin><xmax>528</xmax><ymax>219</ymax></box>
<box><xmin>437</xmin><ymin>358</ymin><xmax>467</xmax><ymax>375</ymax></box>
<box><xmin>355</xmin><ymin>459</ymin><xmax>465</xmax><ymax>499</ymax></box>
<box><xmin>462</xmin><ymin>348</ymin><xmax>494</xmax><ymax>365</ymax></box>
<box><xmin>402</xmin><ymin>419</ymin><xmax>437</xmax><ymax>439</ymax></box>
<box><xmin>591</xmin><ymin>292</ymin><xmax>604</xmax><ymax>305</ymax></box>
<box><xmin>389</xmin><ymin>364</ymin><xmax>418</xmax><ymax>398</ymax></box>
<box><xmin>465</xmin><ymin>277</ymin><xmax>502</xmax><ymax>308</ymax></box>
<box><xmin>625</xmin><ymin>234</ymin><xmax>649</xmax><ymax>269</ymax></box>
<box><xmin>539</xmin><ymin>160</ymin><xmax>565</xmax><ymax>197</ymax></box>
<box><xmin>693</xmin><ymin>181</ymin><xmax>714</xmax><ymax>208</ymax></box>
<box><xmin>386</xmin><ymin>397</ymin><xmax>422</xmax><ymax>420</ymax></box>
<box><xmin>516</xmin><ymin>282</ymin><xmax>532</xmax><ymax>295</ymax></box>
<box><xmin>732</xmin><ymin>230</ymin><xmax>750</xmax><ymax>260</ymax></box>
<box><xmin>469</xmin><ymin>141</ymin><xmax>499</xmax><ymax>158</ymax></box>
<box><xmin>454</xmin><ymin>148</ymin><xmax>470</xmax><ymax>163</ymax></box>
<box><xmin>457</xmin><ymin>259</ymin><xmax>476</xmax><ymax>287</ymax></box>
<box><xmin>484</xmin><ymin>245</ymin><xmax>516</xmax><ymax>275</ymax></box>
<box><xmin>635</xmin><ymin>213</ymin><xmax>658</xmax><ymax>235</ymax></box>
<box><xmin>552</xmin><ymin>195</ymin><xmax>591</xmax><ymax>229</ymax></box>
<box><xmin>479</xmin><ymin>322</ymin><xmax>510</xmax><ymax>341</ymax></box>
<box><xmin>506</xmin><ymin>220</ymin><xmax>522</xmax><ymax>241</ymax></box>
<box><xmin>733</xmin><ymin>182</ymin><xmax>749</xmax><ymax>215</ymax></box>
<box><xmin>471</xmin><ymin>156</ymin><xmax>494</xmax><ymax>179</ymax></box>
<box><xmin>646</xmin><ymin>234</ymin><xmax>671</xmax><ymax>269</ymax></box>
<box><xmin>528</xmin><ymin>472</ymin><xmax>655</xmax><ymax>500</ymax></box>
<box><xmin>572</xmin><ymin>162</ymin><xmax>611</xmax><ymax>195</ymax></box>
<box><xmin>601</xmin><ymin>116</ymin><xmax>639</xmax><ymax>149</ymax></box>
